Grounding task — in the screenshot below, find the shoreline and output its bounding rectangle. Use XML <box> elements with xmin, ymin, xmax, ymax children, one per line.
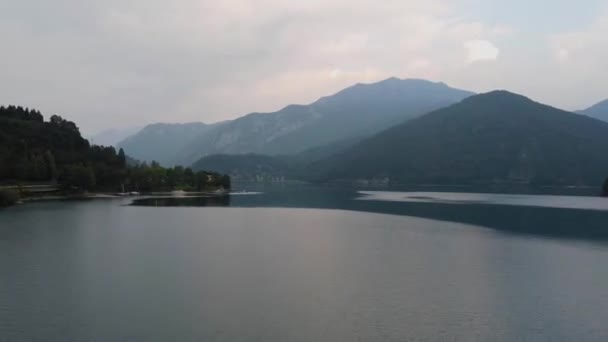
<box><xmin>11</xmin><ymin>189</ymin><xmax>230</xmax><ymax>205</ymax></box>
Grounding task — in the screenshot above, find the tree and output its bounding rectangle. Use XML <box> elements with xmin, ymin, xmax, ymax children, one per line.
<box><xmin>0</xmin><ymin>189</ymin><xmax>19</xmax><ymax>207</ymax></box>
<box><xmin>2</xmin><ymin>104</ymin><xmax>230</xmax><ymax>194</ymax></box>
<box><xmin>220</xmin><ymin>174</ymin><xmax>231</xmax><ymax>189</ymax></box>
<box><xmin>44</xmin><ymin>150</ymin><xmax>58</xmax><ymax>180</ymax></box>
<box><xmin>85</xmin><ymin>164</ymin><xmax>96</xmax><ymax>189</ymax></box>
<box><xmin>195</xmin><ymin>172</ymin><xmax>207</xmax><ymax>191</ymax></box>
<box><xmin>62</xmin><ymin>164</ymin><xmax>96</xmax><ymax>190</ymax></box>
<box><xmin>117</xmin><ymin>148</ymin><xmax>126</xmax><ymax>168</ymax></box>
<box><xmin>184</xmin><ymin>168</ymin><xmax>195</xmax><ymax>187</ymax></box>
<box><xmin>27</xmin><ymin>154</ymin><xmax>47</xmax><ymax>180</ymax></box>
<box><xmin>0</xmin><ymin>157</ymin><xmax>8</xmax><ymax>179</ymax></box>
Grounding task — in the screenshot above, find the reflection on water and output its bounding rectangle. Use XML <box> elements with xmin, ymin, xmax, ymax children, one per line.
<box><xmin>131</xmin><ymin>185</ymin><xmax>608</xmax><ymax>243</ymax></box>
<box><xmin>136</xmin><ymin>195</ymin><xmax>232</xmax><ymax>207</ymax></box>
<box><xmin>2</xmin><ymin>186</ymin><xmax>608</xmax><ymax>341</ymax></box>
<box><xmin>358</xmin><ymin>191</ymin><xmax>608</xmax><ymax>211</ymax></box>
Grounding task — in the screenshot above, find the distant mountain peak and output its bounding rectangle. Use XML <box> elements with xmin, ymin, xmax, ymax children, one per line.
<box><xmin>458</xmin><ymin>90</ymin><xmax>540</xmax><ymax>108</ymax></box>
<box><xmin>311</xmin><ymin>89</ymin><xmax>608</xmax><ymax>186</ymax></box>
<box><xmin>122</xmin><ymin>79</ymin><xmax>474</xmax><ymax>166</ymax></box>
<box><xmin>580</xmin><ymin>98</ymin><xmax>608</xmax><ymax>123</ymax></box>
<box><xmin>318</xmin><ymin>78</ymin><xmax>474</xmax><ymax>104</ymax></box>
<box><xmin>367</xmin><ymin>77</ymin><xmax>447</xmax><ymax>87</ymax></box>
<box><xmin>582</xmin><ymin>98</ymin><xmax>608</xmax><ymax>112</ymax></box>
<box><xmin>476</xmin><ymin>89</ymin><xmax>530</xmax><ymax>99</ymax></box>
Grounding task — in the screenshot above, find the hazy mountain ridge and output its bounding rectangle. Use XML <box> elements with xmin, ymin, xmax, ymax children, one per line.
<box><xmin>308</xmin><ymin>91</ymin><xmax>608</xmax><ymax>186</ymax></box>
<box><xmin>88</xmin><ymin>127</ymin><xmax>141</xmax><ymax>147</ymax></box>
<box><xmin>120</xmin><ymin>78</ymin><xmax>474</xmax><ymax>166</ymax></box>
<box><xmin>118</xmin><ymin>122</ymin><xmax>224</xmax><ymax>166</ymax></box>
<box><xmin>178</xmin><ymin>78</ymin><xmax>473</xmax><ymax>165</ymax></box>
<box><xmin>580</xmin><ymin>99</ymin><xmax>608</xmax><ymax>123</ymax></box>
<box><xmin>191</xmin><ymin>154</ymin><xmax>292</xmax><ymax>182</ymax></box>
<box><xmin>190</xmin><ymin>135</ymin><xmax>367</xmax><ymax>181</ymax></box>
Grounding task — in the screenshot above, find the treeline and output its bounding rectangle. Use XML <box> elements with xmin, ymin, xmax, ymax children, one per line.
<box><xmin>126</xmin><ymin>162</ymin><xmax>230</xmax><ymax>192</ymax></box>
<box><xmin>0</xmin><ymin>105</ymin><xmax>230</xmax><ymax>195</ymax></box>
<box><xmin>0</xmin><ymin>105</ymin><xmax>44</xmax><ymax>122</ymax></box>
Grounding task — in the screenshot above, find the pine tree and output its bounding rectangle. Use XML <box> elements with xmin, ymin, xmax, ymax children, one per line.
<box><xmin>85</xmin><ymin>164</ymin><xmax>96</xmax><ymax>189</ymax></box>
<box><xmin>44</xmin><ymin>151</ymin><xmax>58</xmax><ymax>181</ymax></box>
<box><xmin>118</xmin><ymin>148</ymin><xmax>126</xmax><ymax>168</ymax></box>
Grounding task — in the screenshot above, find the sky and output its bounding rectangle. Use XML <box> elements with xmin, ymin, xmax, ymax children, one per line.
<box><xmin>0</xmin><ymin>0</ymin><xmax>607</xmax><ymax>135</ymax></box>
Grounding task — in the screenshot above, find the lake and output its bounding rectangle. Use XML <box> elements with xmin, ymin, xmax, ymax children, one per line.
<box><xmin>2</xmin><ymin>185</ymin><xmax>608</xmax><ymax>341</ymax></box>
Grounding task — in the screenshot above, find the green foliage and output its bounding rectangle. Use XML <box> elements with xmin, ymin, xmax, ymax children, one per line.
<box><xmin>117</xmin><ymin>148</ymin><xmax>126</xmax><ymax>168</ymax></box>
<box><xmin>1</xmin><ymin>105</ymin><xmax>231</xmax><ymax>194</ymax></box>
<box><xmin>0</xmin><ymin>189</ymin><xmax>20</xmax><ymax>207</ymax></box>
<box><xmin>191</xmin><ymin>154</ymin><xmax>292</xmax><ymax>181</ymax></box>
<box><xmin>61</xmin><ymin>164</ymin><xmax>96</xmax><ymax>191</ymax></box>
<box><xmin>125</xmin><ymin>163</ymin><xmax>229</xmax><ymax>192</ymax></box>
<box><xmin>0</xmin><ymin>105</ymin><xmax>43</xmax><ymax>122</ymax></box>
<box><xmin>44</xmin><ymin>150</ymin><xmax>58</xmax><ymax>180</ymax></box>
<box><xmin>311</xmin><ymin>91</ymin><xmax>608</xmax><ymax>186</ymax></box>
<box><xmin>1</xmin><ymin>105</ymin><xmax>90</xmax><ymax>181</ymax></box>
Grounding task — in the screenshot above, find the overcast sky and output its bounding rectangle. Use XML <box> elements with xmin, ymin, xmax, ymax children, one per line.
<box><xmin>1</xmin><ymin>0</ymin><xmax>607</xmax><ymax>134</ymax></box>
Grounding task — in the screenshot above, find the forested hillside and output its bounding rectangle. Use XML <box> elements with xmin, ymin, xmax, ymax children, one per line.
<box><xmin>0</xmin><ymin>106</ymin><xmax>230</xmax><ymax>199</ymax></box>
<box><xmin>309</xmin><ymin>91</ymin><xmax>608</xmax><ymax>186</ymax></box>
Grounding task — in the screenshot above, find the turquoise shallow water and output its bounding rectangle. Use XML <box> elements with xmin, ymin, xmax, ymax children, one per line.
<box><xmin>2</xmin><ymin>187</ymin><xmax>608</xmax><ymax>341</ymax></box>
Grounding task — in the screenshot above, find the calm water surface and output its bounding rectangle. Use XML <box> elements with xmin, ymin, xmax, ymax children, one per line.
<box><xmin>2</xmin><ymin>186</ymin><xmax>608</xmax><ymax>341</ymax></box>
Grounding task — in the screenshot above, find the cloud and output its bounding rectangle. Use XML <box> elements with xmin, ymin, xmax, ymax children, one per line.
<box><xmin>464</xmin><ymin>40</ymin><xmax>499</xmax><ymax>63</ymax></box>
<box><xmin>0</xmin><ymin>0</ymin><xmax>522</xmax><ymax>133</ymax></box>
<box><xmin>329</xmin><ymin>69</ymin><xmax>342</xmax><ymax>79</ymax></box>
<box><xmin>552</xmin><ymin>9</ymin><xmax>608</xmax><ymax>65</ymax></box>
<box><xmin>555</xmin><ymin>48</ymin><xmax>570</xmax><ymax>62</ymax></box>
<box><xmin>547</xmin><ymin>6</ymin><xmax>608</xmax><ymax>106</ymax></box>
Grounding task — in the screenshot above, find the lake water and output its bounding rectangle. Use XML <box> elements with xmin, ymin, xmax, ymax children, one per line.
<box><xmin>2</xmin><ymin>185</ymin><xmax>608</xmax><ymax>341</ymax></box>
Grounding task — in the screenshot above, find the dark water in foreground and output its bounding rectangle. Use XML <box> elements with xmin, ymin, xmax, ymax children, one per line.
<box><xmin>2</xmin><ymin>185</ymin><xmax>608</xmax><ymax>341</ymax></box>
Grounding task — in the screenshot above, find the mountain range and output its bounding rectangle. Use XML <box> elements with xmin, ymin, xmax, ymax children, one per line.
<box><xmin>310</xmin><ymin>91</ymin><xmax>608</xmax><ymax>186</ymax></box>
<box><xmin>116</xmin><ymin>79</ymin><xmax>608</xmax><ymax>188</ymax></box>
<box><xmin>119</xmin><ymin>78</ymin><xmax>474</xmax><ymax>166</ymax></box>
<box><xmin>3</xmin><ymin>77</ymin><xmax>608</xmax><ymax>189</ymax></box>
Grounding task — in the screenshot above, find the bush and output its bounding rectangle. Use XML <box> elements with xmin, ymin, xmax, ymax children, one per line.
<box><xmin>0</xmin><ymin>189</ymin><xmax>20</xmax><ymax>206</ymax></box>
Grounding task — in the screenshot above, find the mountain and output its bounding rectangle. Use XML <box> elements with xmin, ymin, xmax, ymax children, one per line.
<box><xmin>311</xmin><ymin>91</ymin><xmax>608</xmax><ymax>186</ymax></box>
<box><xmin>289</xmin><ymin>135</ymin><xmax>365</xmax><ymax>164</ymax></box>
<box><xmin>88</xmin><ymin>127</ymin><xmax>142</xmax><ymax>147</ymax></box>
<box><xmin>580</xmin><ymin>99</ymin><xmax>608</xmax><ymax>123</ymax></box>
<box><xmin>118</xmin><ymin>122</ymin><xmax>224</xmax><ymax>166</ymax></box>
<box><xmin>189</xmin><ymin>137</ymin><xmax>363</xmax><ymax>182</ymax></box>
<box><xmin>191</xmin><ymin>154</ymin><xmax>292</xmax><ymax>182</ymax></box>
<box><xmin>172</xmin><ymin>78</ymin><xmax>474</xmax><ymax>165</ymax></box>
